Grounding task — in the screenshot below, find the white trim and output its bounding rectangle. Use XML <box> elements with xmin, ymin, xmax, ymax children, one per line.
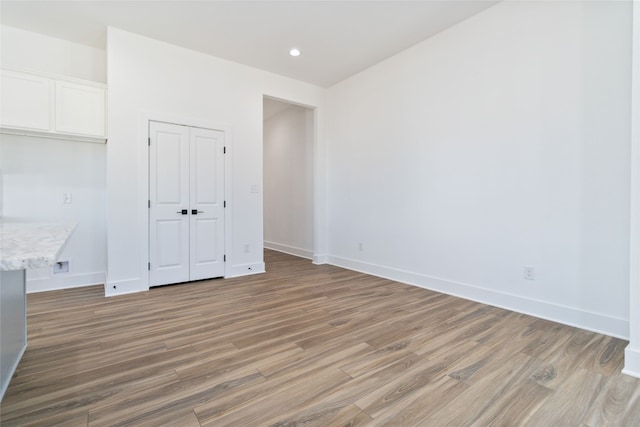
<box><xmin>264</xmin><ymin>241</ymin><xmax>313</xmax><ymax>260</ymax></box>
<box><xmin>627</xmin><ymin>0</ymin><xmax>640</xmax><ymax>376</ymax></box>
<box><xmin>312</xmin><ymin>107</ymin><xmax>328</xmax><ymax>265</ymax></box>
<box><xmin>27</xmin><ymin>271</ymin><xmax>105</xmax><ymax>293</ymax></box>
<box><xmin>328</xmin><ymin>255</ymin><xmax>629</xmax><ymax>339</ymax></box>
<box><xmin>0</xmin><ymin>65</ymin><xmax>105</xmax><ymax>87</ymax></box>
<box><xmin>623</xmin><ymin>347</ymin><xmax>640</xmax><ymax>379</ymax></box>
<box><xmin>104</xmin><ymin>277</ymin><xmax>147</xmax><ymax>297</ymax></box>
<box><xmin>0</xmin><ymin>127</ymin><xmax>105</xmax><ymax>144</ymax></box>
<box><xmin>227</xmin><ymin>262</ymin><xmax>266</xmax><ymax>277</ymax></box>
<box><xmin>312</xmin><ymin>254</ymin><xmax>329</xmax><ymax>265</ymax></box>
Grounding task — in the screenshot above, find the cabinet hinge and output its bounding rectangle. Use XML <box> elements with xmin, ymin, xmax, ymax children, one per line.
<box><xmin>148</xmin><ymin>137</ymin><xmax>151</xmax><ymax>146</ymax></box>
<box><xmin>148</xmin><ymin>262</ymin><xmax>151</xmax><ymax>271</ymax></box>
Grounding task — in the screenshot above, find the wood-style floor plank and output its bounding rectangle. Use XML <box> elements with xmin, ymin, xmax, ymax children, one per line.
<box><xmin>1</xmin><ymin>249</ymin><xmax>640</xmax><ymax>426</ymax></box>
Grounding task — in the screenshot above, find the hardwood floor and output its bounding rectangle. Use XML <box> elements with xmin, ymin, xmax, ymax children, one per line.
<box><xmin>2</xmin><ymin>249</ymin><xmax>639</xmax><ymax>426</ymax></box>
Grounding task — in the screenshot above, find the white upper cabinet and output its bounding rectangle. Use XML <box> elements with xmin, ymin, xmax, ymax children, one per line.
<box><xmin>55</xmin><ymin>80</ymin><xmax>106</xmax><ymax>137</ymax></box>
<box><xmin>1</xmin><ymin>69</ymin><xmax>51</xmax><ymax>131</ymax></box>
<box><xmin>0</xmin><ymin>67</ymin><xmax>106</xmax><ymax>143</ymax></box>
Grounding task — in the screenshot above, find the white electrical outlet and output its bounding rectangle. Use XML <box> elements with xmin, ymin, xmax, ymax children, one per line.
<box><xmin>524</xmin><ymin>266</ymin><xmax>535</xmax><ymax>280</ymax></box>
<box><xmin>63</xmin><ymin>193</ymin><xmax>72</xmax><ymax>204</ymax></box>
<box><xmin>53</xmin><ymin>260</ymin><xmax>70</xmax><ymax>274</ymax></box>
<box><xmin>244</xmin><ymin>244</ymin><xmax>250</xmax><ymax>253</ymax></box>
<box><xmin>358</xmin><ymin>242</ymin><xmax>363</xmax><ymax>252</ymax></box>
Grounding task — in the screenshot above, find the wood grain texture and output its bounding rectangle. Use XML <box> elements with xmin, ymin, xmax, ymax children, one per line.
<box><xmin>1</xmin><ymin>249</ymin><xmax>639</xmax><ymax>426</ymax></box>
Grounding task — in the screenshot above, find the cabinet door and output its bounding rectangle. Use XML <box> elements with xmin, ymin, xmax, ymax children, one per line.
<box><xmin>55</xmin><ymin>80</ymin><xmax>105</xmax><ymax>137</ymax></box>
<box><xmin>0</xmin><ymin>69</ymin><xmax>51</xmax><ymax>131</ymax></box>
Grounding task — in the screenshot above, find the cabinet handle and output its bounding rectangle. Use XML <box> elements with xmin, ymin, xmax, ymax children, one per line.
<box><xmin>177</xmin><ymin>209</ymin><xmax>188</xmax><ymax>215</ymax></box>
<box><xmin>192</xmin><ymin>210</ymin><xmax>204</xmax><ymax>215</ymax></box>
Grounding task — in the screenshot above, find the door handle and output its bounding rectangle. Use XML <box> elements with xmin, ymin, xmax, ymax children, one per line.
<box><xmin>192</xmin><ymin>209</ymin><xmax>204</xmax><ymax>215</ymax></box>
<box><xmin>176</xmin><ymin>209</ymin><xmax>188</xmax><ymax>215</ymax></box>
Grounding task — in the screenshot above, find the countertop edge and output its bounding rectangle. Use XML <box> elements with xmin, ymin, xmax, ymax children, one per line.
<box><xmin>0</xmin><ymin>222</ymin><xmax>78</xmax><ymax>271</ymax></box>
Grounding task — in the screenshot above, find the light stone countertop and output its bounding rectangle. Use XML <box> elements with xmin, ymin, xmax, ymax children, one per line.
<box><xmin>0</xmin><ymin>220</ymin><xmax>76</xmax><ymax>271</ymax></box>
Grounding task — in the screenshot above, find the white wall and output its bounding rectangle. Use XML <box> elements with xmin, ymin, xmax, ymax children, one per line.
<box><xmin>0</xmin><ymin>25</ymin><xmax>107</xmax><ymax>292</ymax></box>
<box><xmin>264</xmin><ymin>102</ymin><xmax>314</xmax><ymax>258</ymax></box>
<box><xmin>106</xmin><ymin>28</ymin><xmax>325</xmax><ymax>295</ymax></box>
<box><xmin>1</xmin><ymin>25</ymin><xmax>106</xmax><ymax>82</ymax></box>
<box><xmin>0</xmin><ymin>137</ymin><xmax>107</xmax><ymax>291</ymax></box>
<box><xmin>625</xmin><ymin>0</ymin><xmax>640</xmax><ymax>378</ymax></box>
<box><xmin>2</xmin><ymin>5</ymin><xmax>633</xmax><ymax>345</ymax></box>
<box><xmin>325</xmin><ymin>0</ymin><xmax>632</xmax><ymax>338</ymax></box>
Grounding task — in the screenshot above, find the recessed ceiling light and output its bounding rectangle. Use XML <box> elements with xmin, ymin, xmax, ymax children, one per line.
<box><xmin>289</xmin><ymin>48</ymin><xmax>301</xmax><ymax>57</ymax></box>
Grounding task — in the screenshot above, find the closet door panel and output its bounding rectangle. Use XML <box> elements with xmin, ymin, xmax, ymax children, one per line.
<box><xmin>189</xmin><ymin>127</ymin><xmax>225</xmax><ymax>280</ymax></box>
<box><xmin>149</xmin><ymin>121</ymin><xmax>190</xmax><ymax>286</ymax></box>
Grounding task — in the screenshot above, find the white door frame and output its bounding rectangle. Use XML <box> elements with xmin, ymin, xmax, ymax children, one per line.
<box><xmin>138</xmin><ymin>112</ymin><xmax>233</xmax><ymax>290</ymax></box>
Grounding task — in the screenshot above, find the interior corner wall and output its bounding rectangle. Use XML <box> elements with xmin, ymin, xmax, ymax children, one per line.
<box><xmin>625</xmin><ymin>0</ymin><xmax>640</xmax><ymax>378</ymax></box>
<box><xmin>264</xmin><ymin>105</ymin><xmax>314</xmax><ymax>258</ymax></box>
<box><xmin>325</xmin><ymin>0</ymin><xmax>632</xmax><ymax>338</ymax></box>
<box><xmin>106</xmin><ymin>27</ymin><xmax>325</xmax><ymax>295</ymax></box>
<box><xmin>0</xmin><ymin>26</ymin><xmax>107</xmax><ymax>292</ymax></box>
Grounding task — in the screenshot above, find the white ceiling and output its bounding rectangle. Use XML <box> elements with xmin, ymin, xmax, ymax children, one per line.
<box><xmin>0</xmin><ymin>1</ymin><xmax>498</xmax><ymax>87</ymax></box>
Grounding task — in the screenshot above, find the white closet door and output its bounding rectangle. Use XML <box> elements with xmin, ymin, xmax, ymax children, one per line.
<box><xmin>189</xmin><ymin>127</ymin><xmax>225</xmax><ymax>280</ymax></box>
<box><xmin>149</xmin><ymin>121</ymin><xmax>190</xmax><ymax>286</ymax></box>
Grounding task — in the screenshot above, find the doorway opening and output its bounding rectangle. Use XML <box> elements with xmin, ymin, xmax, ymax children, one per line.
<box><xmin>263</xmin><ymin>96</ymin><xmax>315</xmax><ymax>261</ymax></box>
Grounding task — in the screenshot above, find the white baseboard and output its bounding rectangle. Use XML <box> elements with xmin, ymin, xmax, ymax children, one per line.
<box><xmin>227</xmin><ymin>262</ymin><xmax>266</xmax><ymax>278</ymax></box>
<box><xmin>105</xmin><ymin>262</ymin><xmax>266</xmax><ymax>296</ymax></box>
<box><xmin>264</xmin><ymin>241</ymin><xmax>313</xmax><ymax>260</ymax></box>
<box><xmin>27</xmin><ymin>272</ymin><xmax>106</xmax><ymax>294</ymax></box>
<box><xmin>623</xmin><ymin>346</ymin><xmax>640</xmax><ymax>378</ymax></box>
<box><xmin>313</xmin><ymin>254</ymin><xmax>329</xmax><ymax>265</ymax></box>
<box><xmin>262</xmin><ymin>242</ymin><xmax>327</xmax><ymax>265</ymax></box>
<box><xmin>105</xmin><ymin>277</ymin><xmax>149</xmax><ymax>297</ymax></box>
<box><xmin>327</xmin><ymin>255</ymin><xmax>629</xmax><ymax>340</ymax></box>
